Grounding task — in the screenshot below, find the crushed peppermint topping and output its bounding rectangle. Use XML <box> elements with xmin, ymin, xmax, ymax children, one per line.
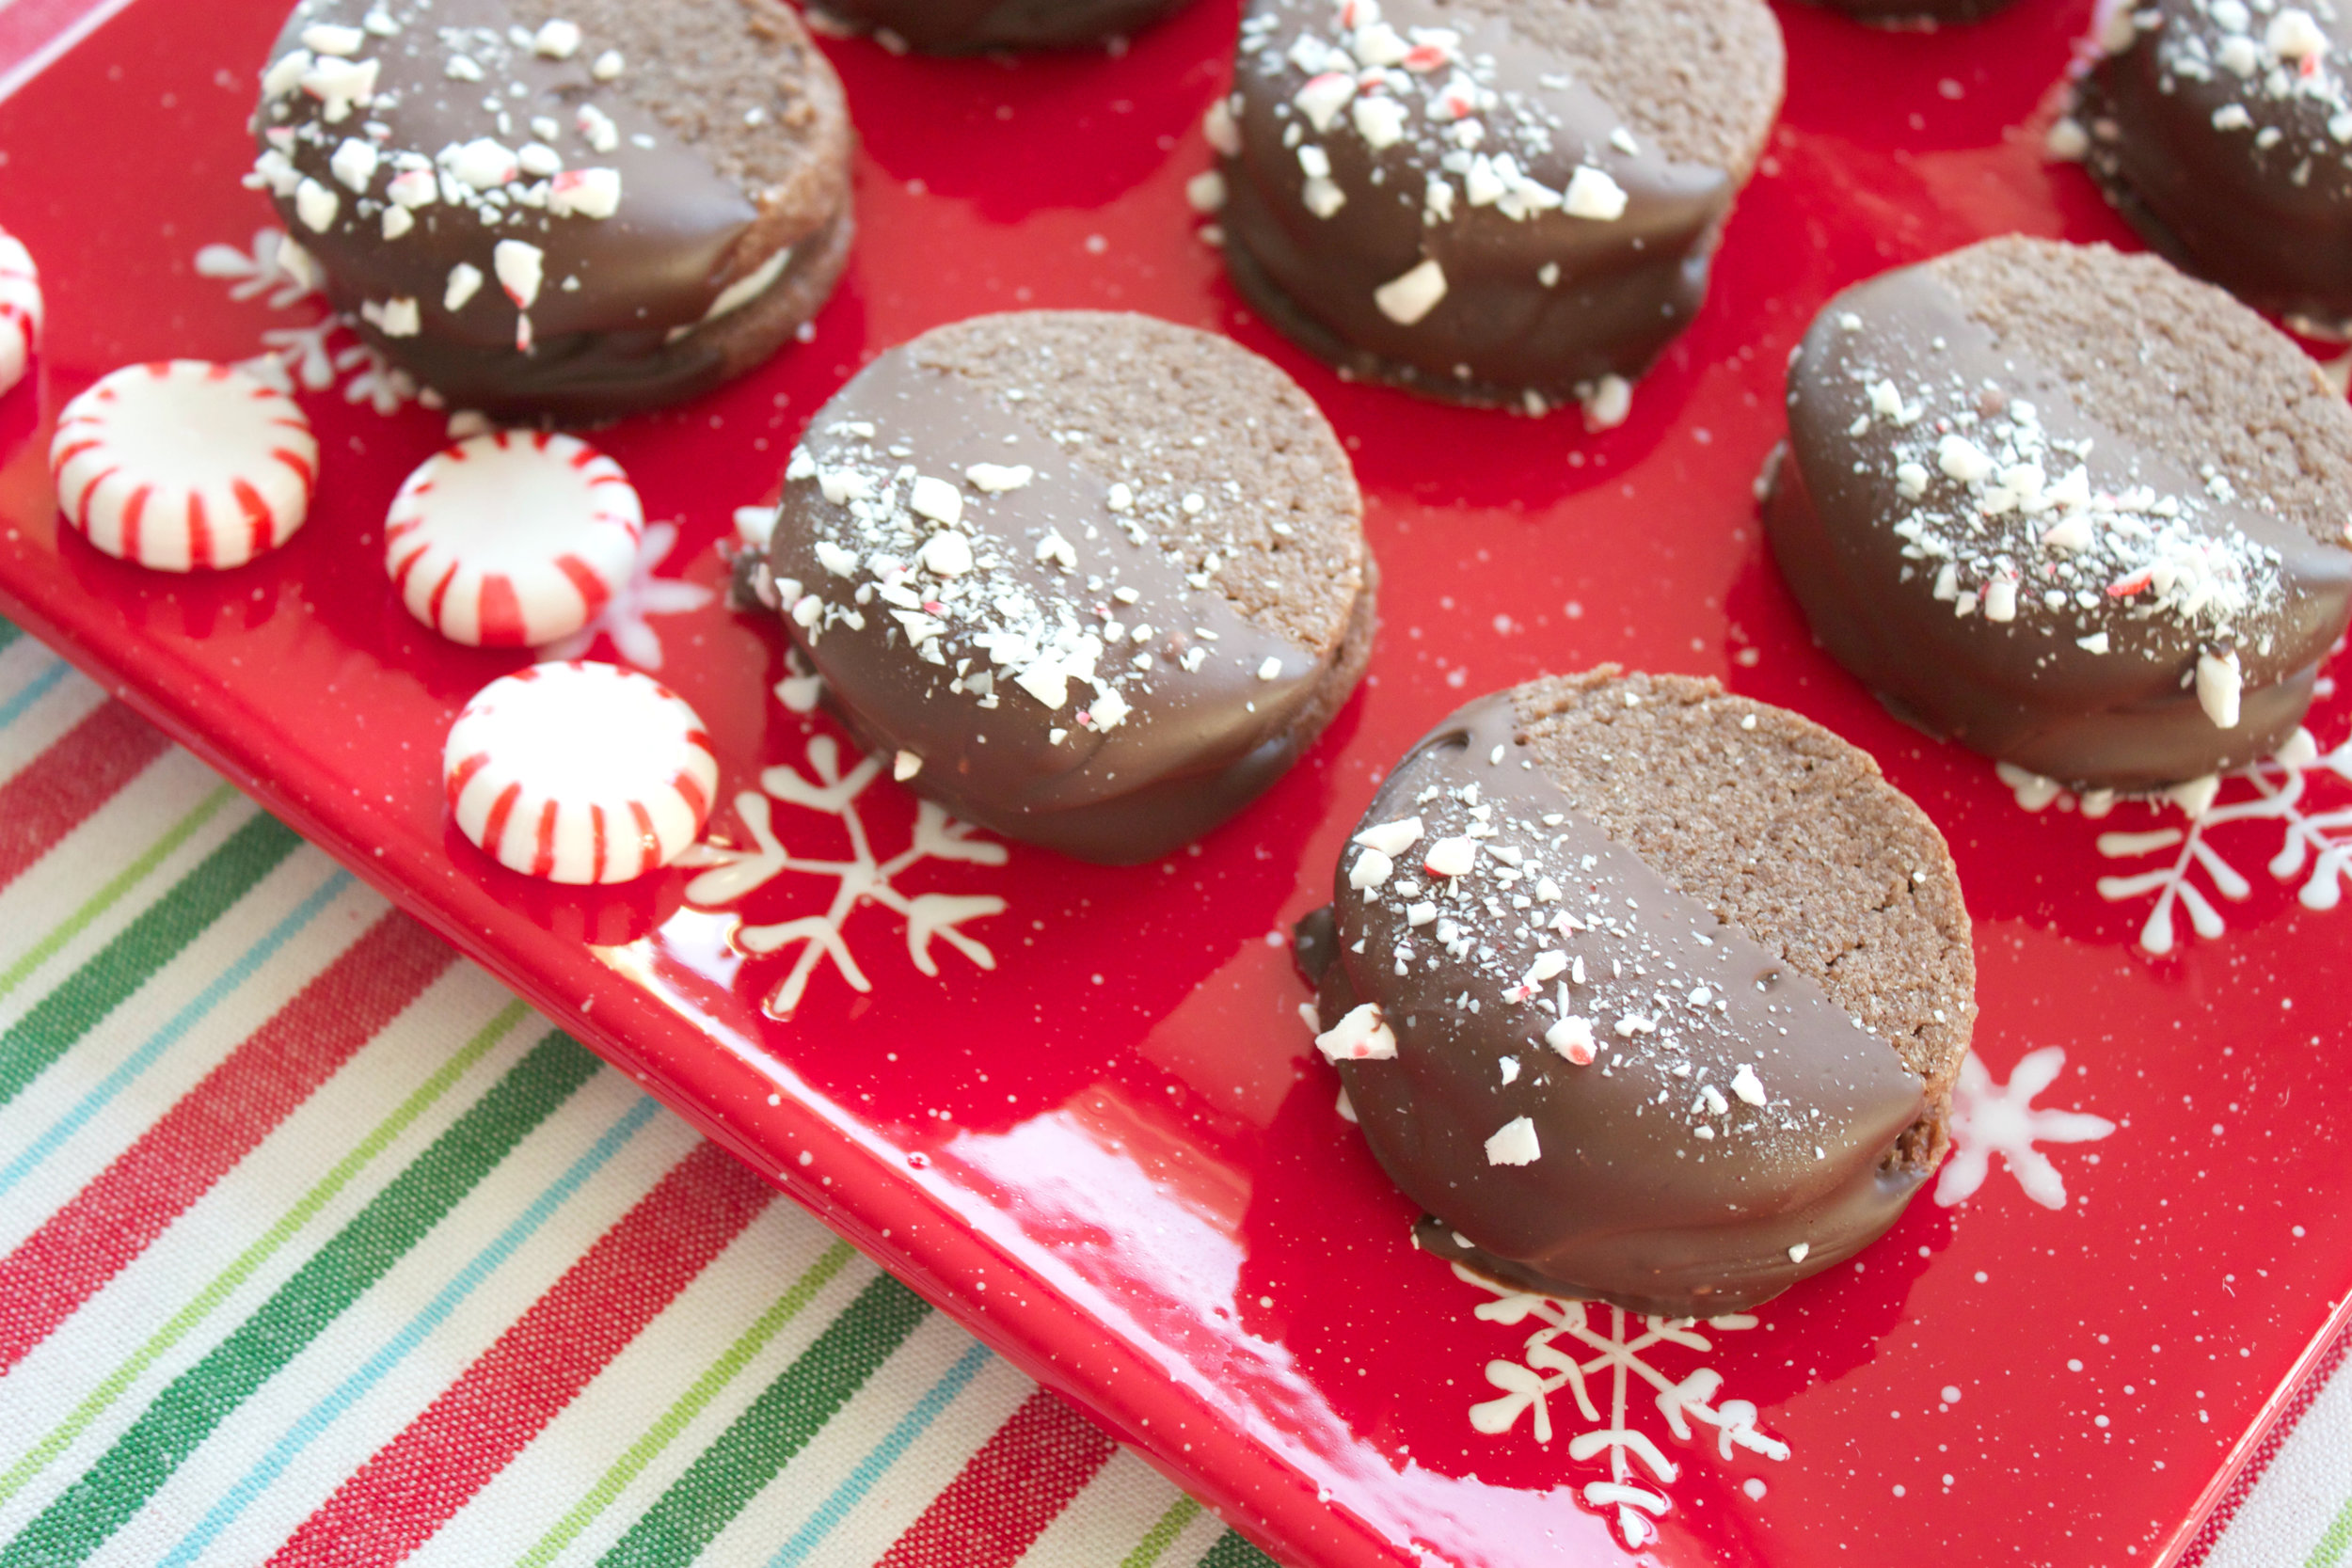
<box><xmin>1422</xmin><ymin>834</ymin><xmax>1477</xmax><ymax>877</ymax></box>
<box><xmin>2092</xmin><ymin>0</ymin><xmax>2352</xmax><ymax>191</ymax></box>
<box><xmin>1317</xmin><ymin>1001</ymin><xmax>1399</xmax><ymax>1060</ymax></box>
<box><xmin>1485</xmin><ymin>1115</ymin><xmax>1541</xmax><ymax>1165</ymax></box>
<box><xmin>1375</xmin><ymin>257</ymin><xmax>1447</xmax><ymax>324</ymax></box>
<box><xmin>1545</xmin><ymin>1012</ymin><xmax>1597</xmax><ymax>1065</ymax></box>
<box><xmin>966</xmin><ymin>462</ymin><xmax>1035</xmax><ymax>494</ymax></box>
<box><xmin>1354</xmin><ymin>816</ymin><xmax>1424</xmax><ymax>855</ymax></box>
<box><xmin>246</xmin><ymin>5</ymin><xmax>665</xmax><ymax>343</ymax></box>
<box><xmin>1843</xmin><ymin>347</ymin><xmax>2284</xmax><ymax>691</ymax></box>
<box><xmin>493</xmin><ymin>237</ymin><xmax>543</xmax><ymax>308</ymax></box>
<box><xmin>1347</xmin><ymin>763</ymin><xmax>1851</xmax><ymax>1152</ymax></box>
<box><xmin>1242</xmin><ymin>0</ymin><xmax>1647</xmax><ymax>335</ymax></box>
<box><xmin>782</xmin><ymin>398</ymin><xmax>1295</xmax><ymax>744</ymax></box>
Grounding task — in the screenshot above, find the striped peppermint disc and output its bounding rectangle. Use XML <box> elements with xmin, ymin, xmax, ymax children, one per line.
<box><xmin>0</xmin><ymin>230</ymin><xmax>40</xmax><ymax>397</ymax></box>
<box><xmin>50</xmin><ymin>361</ymin><xmax>316</xmax><ymax>571</ymax></box>
<box><xmin>387</xmin><ymin>431</ymin><xmax>643</xmax><ymax>648</ymax></box>
<box><xmin>443</xmin><ymin>661</ymin><xmax>717</xmax><ymax>884</ymax></box>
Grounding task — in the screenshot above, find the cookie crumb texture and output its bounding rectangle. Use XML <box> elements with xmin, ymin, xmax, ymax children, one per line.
<box><xmin>1310</xmin><ymin>669</ymin><xmax>1974</xmax><ymax>1317</ymax></box>
<box><xmin>807</xmin><ymin>0</ymin><xmax>1198</xmax><ymax>52</ymax></box>
<box><xmin>2077</xmin><ymin>0</ymin><xmax>2352</xmax><ymax>325</ymax></box>
<box><xmin>1217</xmin><ymin>0</ymin><xmax>1781</xmax><ymax>409</ymax></box>
<box><xmin>765</xmin><ymin>310</ymin><xmax>1375</xmax><ymax>863</ymax></box>
<box><xmin>248</xmin><ymin>0</ymin><xmax>852</xmax><ymax>420</ymax></box>
<box><xmin>1768</xmin><ymin>236</ymin><xmax>2352</xmax><ymax>792</ymax></box>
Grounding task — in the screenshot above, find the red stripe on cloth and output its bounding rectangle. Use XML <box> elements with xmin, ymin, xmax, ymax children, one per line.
<box><xmin>872</xmin><ymin>1388</ymin><xmax>1120</xmax><ymax>1568</ymax></box>
<box><xmin>2179</xmin><ymin>1314</ymin><xmax>2352</xmax><ymax>1566</ymax></box>
<box><xmin>0</xmin><ymin>912</ymin><xmax>453</xmax><ymax>1370</ymax></box>
<box><xmin>265</xmin><ymin>1139</ymin><xmax>777</xmax><ymax>1568</ymax></box>
<box><xmin>0</xmin><ymin>700</ymin><xmax>170</xmax><ymax>895</ymax></box>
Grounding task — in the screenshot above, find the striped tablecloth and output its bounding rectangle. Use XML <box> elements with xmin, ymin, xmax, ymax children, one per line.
<box><xmin>0</xmin><ymin>618</ymin><xmax>2342</xmax><ymax>1568</ymax></box>
<box><xmin>0</xmin><ymin>619</ymin><xmax>1267</xmax><ymax>1568</ymax></box>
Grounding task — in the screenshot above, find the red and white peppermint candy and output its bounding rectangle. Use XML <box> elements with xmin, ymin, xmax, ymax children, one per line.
<box><xmin>443</xmin><ymin>661</ymin><xmax>716</xmax><ymax>884</ymax></box>
<box><xmin>0</xmin><ymin>230</ymin><xmax>40</xmax><ymax>397</ymax></box>
<box><xmin>50</xmin><ymin>361</ymin><xmax>316</xmax><ymax>571</ymax></box>
<box><xmin>386</xmin><ymin>430</ymin><xmax>643</xmax><ymax>647</ymax></box>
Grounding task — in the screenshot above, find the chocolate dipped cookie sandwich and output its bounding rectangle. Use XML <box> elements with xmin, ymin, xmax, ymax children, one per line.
<box><xmin>1299</xmin><ymin>670</ymin><xmax>1974</xmax><ymax>1317</ymax></box>
<box><xmin>806</xmin><ymin>0</ymin><xmax>1198</xmax><ymax>53</ymax></box>
<box><xmin>1212</xmin><ymin>0</ymin><xmax>1783</xmax><ymax>417</ymax></box>
<box><xmin>1764</xmin><ymin>237</ymin><xmax>2352</xmax><ymax>794</ymax></box>
<box><xmin>2071</xmin><ymin>0</ymin><xmax>2352</xmax><ymax>326</ymax></box>
<box><xmin>756</xmin><ymin>310</ymin><xmax>1376</xmax><ymax>864</ymax></box>
<box><xmin>247</xmin><ymin>0</ymin><xmax>852</xmax><ymax>421</ymax></box>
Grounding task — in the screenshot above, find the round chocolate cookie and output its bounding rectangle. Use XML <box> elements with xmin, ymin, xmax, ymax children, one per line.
<box><xmin>758</xmin><ymin>310</ymin><xmax>1376</xmax><ymax>863</ymax></box>
<box><xmin>2071</xmin><ymin>0</ymin><xmax>2352</xmax><ymax>326</ymax></box>
<box><xmin>806</xmin><ymin>0</ymin><xmax>1197</xmax><ymax>53</ymax></box>
<box><xmin>1214</xmin><ymin>0</ymin><xmax>1783</xmax><ymax>416</ymax></box>
<box><xmin>1765</xmin><ymin>237</ymin><xmax>2352</xmax><ymax>793</ymax></box>
<box><xmin>248</xmin><ymin>0</ymin><xmax>852</xmax><ymax>421</ymax></box>
<box><xmin>1299</xmin><ymin>669</ymin><xmax>1973</xmax><ymax>1317</ymax></box>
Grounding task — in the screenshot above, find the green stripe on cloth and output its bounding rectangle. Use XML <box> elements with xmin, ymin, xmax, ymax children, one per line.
<box><xmin>0</xmin><ymin>1021</ymin><xmax>583</xmax><ymax>1567</ymax></box>
<box><xmin>0</xmin><ymin>781</ymin><xmax>239</xmax><ymax>1009</ymax></box>
<box><xmin>0</xmin><ymin>997</ymin><xmax>529</xmax><ymax>1508</ymax></box>
<box><xmin>1123</xmin><ymin>1497</ymin><xmax>1203</xmax><ymax>1568</ymax></box>
<box><xmin>597</xmin><ymin>1272</ymin><xmax>931</xmax><ymax>1567</ymax></box>
<box><xmin>1200</xmin><ymin>1528</ymin><xmax>1279</xmax><ymax>1568</ymax></box>
<box><xmin>2311</xmin><ymin>1496</ymin><xmax>2352</xmax><ymax>1568</ymax></box>
<box><xmin>516</xmin><ymin>1240</ymin><xmax>859</xmax><ymax>1568</ymax></box>
<box><xmin>0</xmin><ymin>622</ymin><xmax>19</xmax><ymax>655</ymax></box>
<box><xmin>0</xmin><ymin>806</ymin><xmax>293</xmax><ymax>1108</ymax></box>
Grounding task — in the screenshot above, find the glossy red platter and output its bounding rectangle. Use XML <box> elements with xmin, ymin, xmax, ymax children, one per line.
<box><xmin>4</xmin><ymin>0</ymin><xmax>2351</xmax><ymax>1562</ymax></box>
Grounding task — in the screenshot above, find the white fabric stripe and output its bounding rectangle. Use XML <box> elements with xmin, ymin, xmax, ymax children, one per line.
<box><xmin>2207</xmin><ymin>1362</ymin><xmax>2352</xmax><ymax>1568</ymax></box>
<box><xmin>95</xmin><ymin>1073</ymin><xmax>691</xmax><ymax>1568</ymax></box>
<box><xmin>0</xmin><ymin>666</ymin><xmax>106</xmax><ymax>790</ymax></box>
<box><xmin>0</xmin><ymin>856</ymin><xmax>374</xmax><ymax>1254</ymax></box>
<box><xmin>695</xmin><ymin>1310</ymin><xmax>1015</xmax><ymax>1567</ymax></box>
<box><xmin>1013</xmin><ymin>1447</ymin><xmax>1198</xmax><ymax>1568</ymax></box>
<box><xmin>412</xmin><ymin>1204</ymin><xmax>878</xmax><ymax>1568</ymax></box>
<box><xmin>0</xmin><ymin>758</ymin><xmax>257</xmax><ymax>1026</ymax></box>
<box><xmin>0</xmin><ymin>972</ymin><xmax>538</xmax><ymax>1534</ymax></box>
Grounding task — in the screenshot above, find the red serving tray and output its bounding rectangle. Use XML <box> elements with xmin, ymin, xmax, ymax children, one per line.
<box><xmin>4</xmin><ymin>1</ymin><xmax>2350</xmax><ymax>1562</ymax></box>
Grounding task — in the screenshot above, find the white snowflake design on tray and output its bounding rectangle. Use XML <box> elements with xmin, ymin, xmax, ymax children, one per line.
<box><xmin>195</xmin><ymin>227</ymin><xmax>421</xmax><ymax>415</ymax></box>
<box><xmin>1934</xmin><ymin>1047</ymin><xmax>2115</xmax><ymax>1212</ymax></box>
<box><xmin>1457</xmin><ymin>1262</ymin><xmax>1787</xmax><ymax>1550</ymax></box>
<box><xmin>536</xmin><ymin>521</ymin><xmax>714</xmax><ymax>672</ymax></box>
<box><xmin>2003</xmin><ymin>722</ymin><xmax>2352</xmax><ymax>954</ymax></box>
<box><xmin>677</xmin><ymin>716</ymin><xmax>1009</xmax><ymax>1018</ymax></box>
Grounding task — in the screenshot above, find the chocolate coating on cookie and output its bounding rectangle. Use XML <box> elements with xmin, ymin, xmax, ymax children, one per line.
<box><xmin>1304</xmin><ymin>672</ymin><xmax>1970</xmax><ymax>1316</ymax></box>
<box><xmin>1766</xmin><ymin>238</ymin><xmax>2352</xmax><ymax>792</ymax></box>
<box><xmin>764</xmin><ymin>311</ymin><xmax>1375</xmax><ymax>863</ymax></box>
<box><xmin>1815</xmin><ymin>0</ymin><xmax>2016</xmax><ymax>24</ymax></box>
<box><xmin>250</xmin><ymin>0</ymin><xmax>851</xmax><ymax>420</ymax></box>
<box><xmin>808</xmin><ymin>0</ymin><xmax>1196</xmax><ymax>52</ymax></box>
<box><xmin>1216</xmin><ymin>0</ymin><xmax>1782</xmax><ymax>413</ymax></box>
<box><xmin>2074</xmin><ymin>0</ymin><xmax>2352</xmax><ymax>325</ymax></box>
